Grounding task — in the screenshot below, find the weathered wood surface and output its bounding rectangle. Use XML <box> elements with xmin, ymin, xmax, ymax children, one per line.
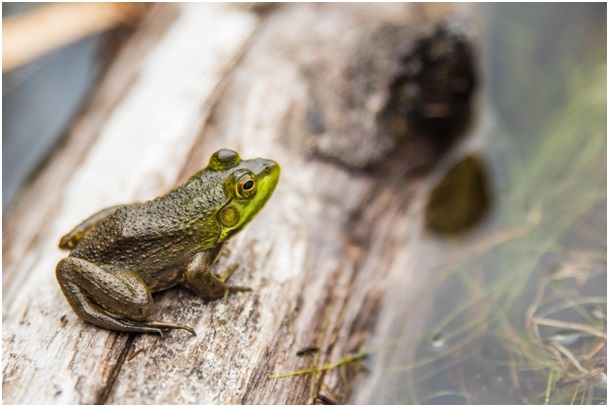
<box><xmin>3</xmin><ymin>3</ymin><xmax>474</xmax><ymax>404</ymax></box>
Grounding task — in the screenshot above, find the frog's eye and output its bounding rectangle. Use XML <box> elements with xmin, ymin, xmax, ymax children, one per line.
<box><xmin>236</xmin><ymin>173</ymin><xmax>257</xmax><ymax>199</ymax></box>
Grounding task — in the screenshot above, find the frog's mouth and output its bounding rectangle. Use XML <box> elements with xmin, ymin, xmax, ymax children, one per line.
<box><xmin>216</xmin><ymin>159</ymin><xmax>280</xmax><ymax>243</ymax></box>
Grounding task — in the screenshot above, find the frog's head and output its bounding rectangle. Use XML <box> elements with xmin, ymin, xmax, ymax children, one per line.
<box><xmin>209</xmin><ymin>149</ymin><xmax>280</xmax><ymax>243</ymax></box>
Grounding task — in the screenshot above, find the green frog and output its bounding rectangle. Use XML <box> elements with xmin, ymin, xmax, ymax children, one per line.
<box><xmin>56</xmin><ymin>149</ymin><xmax>280</xmax><ymax>335</ymax></box>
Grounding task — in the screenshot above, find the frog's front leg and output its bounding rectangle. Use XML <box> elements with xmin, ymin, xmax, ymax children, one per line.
<box><xmin>59</xmin><ymin>205</ymin><xmax>128</xmax><ymax>250</ymax></box>
<box><xmin>182</xmin><ymin>251</ymin><xmax>251</xmax><ymax>300</ymax></box>
<box><xmin>56</xmin><ymin>257</ymin><xmax>195</xmax><ymax>335</ymax></box>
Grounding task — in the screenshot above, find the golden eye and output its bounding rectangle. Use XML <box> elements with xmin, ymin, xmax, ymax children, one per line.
<box><xmin>236</xmin><ymin>174</ymin><xmax>256</xmax><ymax>198</ymax></box>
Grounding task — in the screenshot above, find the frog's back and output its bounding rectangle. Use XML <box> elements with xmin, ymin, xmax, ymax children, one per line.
<box><xmin>70</xmin><ymin>180</ymin><xmax>224</xmax><ymax>274</ymax></box>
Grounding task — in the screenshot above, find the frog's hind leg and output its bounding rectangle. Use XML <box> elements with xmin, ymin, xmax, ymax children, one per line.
<box><xmin>56</xmin><ymin>257</ymin><xmax>195</xmax><ymax>335</ymax></box>
<box><xmin>59</xmin><ymin>204</ymin><xmax>128</xmax><ymax>250</ymax></box>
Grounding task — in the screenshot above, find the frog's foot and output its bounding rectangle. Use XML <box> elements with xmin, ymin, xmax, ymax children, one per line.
<box><xmin>223</xmin><ymin>284</ymin><xmax>252</xmax><ymax>293</ymax></box>
<box><xmin>118</xmin><ymin>319</ymin><xmax>196</xmax><ymax>337</ymax></box>
<box><xmin>184</xmin><ymin>252</ymin><xmax>252</xmax><ymax>300</ymax></box>
<box><xmin>65</xmin><ymin>284</ymin><xmax>167</xmax><ymax>335</ymax></box>
<box><xmin>217</xmin><ymin>264</ymin><xmax>239</xmax><ymax>282</ymax></box>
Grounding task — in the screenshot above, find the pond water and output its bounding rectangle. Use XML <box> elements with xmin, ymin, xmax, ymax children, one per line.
<box><xmin>358</xmin><ymin>3</ymin><xmax>606</xmax><ymax>404</ymax></box>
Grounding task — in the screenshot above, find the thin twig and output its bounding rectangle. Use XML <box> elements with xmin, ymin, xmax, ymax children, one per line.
<box><xmin>3</xmin><ymin>3</ymin><xmax>146</xmax><ymax>72</ymax></box>
<box><xmin>532</xmin><ymin>317</ymin><xmax>606</xmax><ymax>339</ymax></box>
<box><xmin>268</xmin><ymin>352</ymin><xmax>369</xmax><ymax>379</ymax></box>
<box><xmin>551</xmin><ymin>342</ymin><xmax>586</xmax><ymax>374</ymax></box>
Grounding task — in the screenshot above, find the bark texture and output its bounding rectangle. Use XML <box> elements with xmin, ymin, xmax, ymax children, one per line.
<box><xmin>2</xmin><ymin>3</ymin><xmax>476</xmax><ymax>404</ymax></box>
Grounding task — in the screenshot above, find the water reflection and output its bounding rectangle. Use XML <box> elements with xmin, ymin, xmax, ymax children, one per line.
<box><xmin>425</xmin><ymin>155</ymin><xmax>491</xmax><ymax>235</ymax></box>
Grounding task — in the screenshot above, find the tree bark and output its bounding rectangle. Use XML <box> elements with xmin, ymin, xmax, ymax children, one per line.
<box><xmin>2</xmin><ymin>3</ymin><xmax>476</xmax><ymax>404</ymax></box>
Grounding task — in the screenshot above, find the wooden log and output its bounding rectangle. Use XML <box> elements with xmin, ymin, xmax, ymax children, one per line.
<box><xmin>2</xmin><ymin>3</ymin><xmax>476</xmax><ymax>404</ymax></box>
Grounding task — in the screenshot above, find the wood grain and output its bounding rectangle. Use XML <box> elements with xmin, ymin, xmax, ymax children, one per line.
<box><xmin>2</xmin><ymin>3</ymin><xmax>474</xmax><ymax>404</ymax></box>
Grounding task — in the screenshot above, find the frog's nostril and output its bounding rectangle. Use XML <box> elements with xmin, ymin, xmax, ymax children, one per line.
<box><xmin>260</xmin><ymin>160</ymin><xmax>279</xmax><ymax>176</ymax></box>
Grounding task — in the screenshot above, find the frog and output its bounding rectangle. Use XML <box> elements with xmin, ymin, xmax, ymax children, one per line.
<box><xmin>56</xmin><ymin>149</ymin><xmax>280</xmax><ymax>336</ymax></box>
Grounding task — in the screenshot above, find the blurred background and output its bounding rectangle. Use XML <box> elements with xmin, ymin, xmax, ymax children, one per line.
<box><xmin>369</xmin><ymin>3</ymin><xmax>606</xmax><ymax>404</ymax></box>
<box><xmin>3</xmin><ymin>2</ymin><xmax>147</xmax><ymax>209</ymax></box>
<box><xmin>2</xmin><ymin>3</ymin><xmax>606</xmax><ymax>404</ymax></box>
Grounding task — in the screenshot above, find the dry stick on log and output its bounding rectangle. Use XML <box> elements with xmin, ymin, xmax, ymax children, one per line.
<box><xmin>2</xmin><ymin>2</ymin><xmax>147</xmax><ymax>73</ymax></box>
<box><xmin>2</xmin><ymin>3</ymin><xmax>476</xmax><ymax>404</ymax></box>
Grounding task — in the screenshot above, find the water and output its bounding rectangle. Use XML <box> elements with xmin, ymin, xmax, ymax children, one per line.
<box><xmin>358</xmin><ymin>4</ymin><xmax>606</xmax><ymax>404</ymax></box>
